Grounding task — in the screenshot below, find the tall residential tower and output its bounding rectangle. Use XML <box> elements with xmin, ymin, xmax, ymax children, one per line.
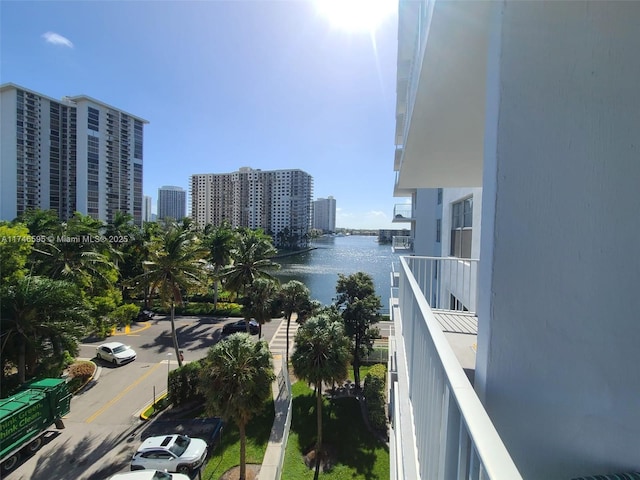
<box><xmin>312</xmin><ymin>196</ymin><xmax>336</xmax><ymax>233</ymax></box>
<box><xmin>157</xmin><ymin>186</ymin><xmax>186</xmax><ymax>221</ymax></box>
<box><xmin>190</xmin><ymin>167</ymin><xmax>313</xmax><ymax>248</ymax></box>
<box><xmin>0</xmin><ymin>83</ymin><xmax>148</xmax><ymax>224</ymax></box>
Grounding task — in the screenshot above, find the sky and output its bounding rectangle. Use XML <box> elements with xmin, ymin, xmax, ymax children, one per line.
<box><xmin>1</xmin><ymin>0</ymin><xmax>405</xmax><ymax>229</ymax></box>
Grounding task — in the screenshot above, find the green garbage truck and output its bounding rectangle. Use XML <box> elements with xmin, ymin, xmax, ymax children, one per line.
<box><xmin>0</xmin><ymin>378</ymin><xmax>71</xmax><ymax>473</ymax></box>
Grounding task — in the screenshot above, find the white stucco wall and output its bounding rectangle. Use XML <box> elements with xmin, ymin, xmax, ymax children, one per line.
<box><xmin>0</xmin><ymin>88</ymin><xmax>18</xmax><ymax>221</ymax></box>
<box><xmin>477</xmin><ymin>2</ymin><xmax>640</xmax><ymax>478</ymax></box>
<box><xmin>412</xmin><ymin>188</ymin><xmax>439</xmax><ymax>257</ymax></box>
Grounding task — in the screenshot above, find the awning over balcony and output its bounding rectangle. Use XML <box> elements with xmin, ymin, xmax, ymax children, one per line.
<box><xmin>395</xmin><ymin>1</ymin><xmax>492</xmax><ymax>191</ymax></box>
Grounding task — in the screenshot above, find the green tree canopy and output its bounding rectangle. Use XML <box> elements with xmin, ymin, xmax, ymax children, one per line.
<box><xmin>203</xmin><ymin>221</ymin><xmax>236</xmax><ymax>310</ymax></box>
<box><xmin>199</xmin><ymin>333</ymin><xmax>274</xmax><ymax>480</ymax></box>
<box><xmin>222</xmin><ymin>228</ymin><xmax>280</xmax><ymax>300</ymax></box>
<box><xmin>1</xmin><ymin>276</ymin><xmax>91</xmax><ymax>384</ymax></box>
<box><xmin>0</xmin><ymin>223</ymin><xmax>33</xmax><ymax>284</ymax></box>
<box><xmin>291</xmin><ymin>313</ymin><xmax>351</xmax><ymax>478</ymax></box>
<box><xmin>137</xmin><ymin>222</ymin><xmax>208</xmax><ymax>366</ymax></box>
<box><xmin>243</xmin><ymin>277</ymin><xmax>280</xmax><ymax>338</ymax></box>
<box><xmin>335</xmin><ymin>272</ymin><xmax>382</xmax><ymax>389</ymax></box>
<box><xmin>277</xmin><ymin>280</ymin><xmax>314</xmax><ymax>361</ymax></box>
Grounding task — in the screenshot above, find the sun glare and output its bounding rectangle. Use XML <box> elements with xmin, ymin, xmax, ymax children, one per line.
<box><xmin>314</xmin><ymin>0</ymin><xmax>397</xmax><ymax>33</ymax></box>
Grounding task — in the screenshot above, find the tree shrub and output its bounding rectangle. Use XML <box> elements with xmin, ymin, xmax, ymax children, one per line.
<box><xmin>68</xmin><ymin>361</ymin><xmax>95</xmax><ymax>380</ymax></box>
<box><xmin>153</xmin><ymin>301</ymin><xmax>242</xmax><ymax>317</ymax></box>
<box><xmin>363</xmin><ymin>363</ymin><xmax>387</xmax><ymax>431</ymax></box>
<box><xmin>168</xmin><ymin>360</ymin><xmax>204</xmax><ymax>406</ymax></box>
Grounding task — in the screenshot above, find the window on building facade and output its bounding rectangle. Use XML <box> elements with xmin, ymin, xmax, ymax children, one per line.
<box><xmin>450</xmin><ymin>197</ymin><xmax>472</xmax><ymax>258</ymax></box>
<box><xmin>88</xmin><ymin>107</ymin><xmax>100</xmax><ymax>132</ymax></box>
<box><xmin>436</xmin><ymin>218</ymin><xmax>441</xmax><ymax>243</ymax></box>
<box><xmin>437</xmin><ymin>188</ymin><xmax>443</xmax><ymax>205</ymax></box>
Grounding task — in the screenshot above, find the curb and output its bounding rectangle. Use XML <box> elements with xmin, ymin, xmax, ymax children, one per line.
<box><xmin>139</xmin><ymin>392</ymin><xmax>168</xmax><ymax>421</ymax></box>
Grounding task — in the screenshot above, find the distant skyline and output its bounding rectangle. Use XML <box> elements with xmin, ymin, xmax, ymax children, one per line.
<box><xmin>0</xmin><ymin>0</ymin><xmax>404</xmax><ymax>229</ymax></box>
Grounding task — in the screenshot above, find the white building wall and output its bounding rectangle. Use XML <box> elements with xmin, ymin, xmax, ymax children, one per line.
<box><xmin>411</xmin><ymin>188</ymin><xmax>438</xmax><ymax>257</ymax></box>
<box><xmin>0</xmin><ymin>88</ymin><xmax>18</xmax><ymax>221</ymax></box>
<box><xmin>73</xmin><ymin>102</ymin><xmax>90</xmax><ymax>217</ymax></box>
<box><xmin>143</xmin><ymin>195</ymin><xmax>152</xmax><ymax>222</ymax></box>
<box><xmin>476</xmin><ymin>2</ymin><xmax>640</xmax><ymax>478</ymax></box>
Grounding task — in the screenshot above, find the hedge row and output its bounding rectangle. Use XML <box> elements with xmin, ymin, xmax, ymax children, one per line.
<box><xmin>363</xmin><ymin>363</ymin><xmax>388</xmax><ymax>432</ymax></box>
<box><xmin>152</xmin><ymin>301</ymin><xmax>242</xmax><ymax>317</ymax></box>
<box><xmin>168</xmin><ymin>360</ymin><xmax>205</xmax><ymax>406</ymax></box>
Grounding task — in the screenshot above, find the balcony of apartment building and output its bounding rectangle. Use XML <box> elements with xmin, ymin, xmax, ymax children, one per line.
<box><xmin>392</xmin><ymin>203</ymin><xmax>413</xmax><ymax>223</ymax></box>
<box><xmin>388</xmin><ymin>255</ymin><xmax>522</xmax><ymax>480</ymax></box>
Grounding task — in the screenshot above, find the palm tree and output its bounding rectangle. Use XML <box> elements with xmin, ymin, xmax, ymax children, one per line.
<box><xmin>222</xmin><ymin>228</ymin><xmax>280</xmax><ymax>332</ymax></box>
<box><xmin>291</xmin><ymin>313</ymin><xmax>351</xmax><ymax>479</ymax></box>
<box><xmin>31</xmin><ymin>212</ymin><xmax>118</xmax><ymax>293</ymax></box>
<box><xmin>203</xmin><ymin>221</ymin><xmax>235</xmax><ymax>310</ymax></box>
<box><xmin>138</xmin><ymin>222</ymin><xmax>207</xmax><ymax>367</ymax></box>
<box><xmin>243</xmin><ymin>277</ymin><xmax>280</xmax><ymax>339</ymax></box>
<box><xmin>199</xmin><ymin>333</ymin><xmax>274</xmax><ymax>480</ymax></box>
<box><xmin>278</xmin><ymin>280</ymin><xmax>312</xmax><ymax>361</ymax></box>
<box><xmin>335</xmin><ymin>272</ymin><xmax>382</xmax><ymax>390</ymax></box>
<box><xmin>0</xmin><ymin>276</ymin><xmax>91</xmax><ymax>383</ymax></box>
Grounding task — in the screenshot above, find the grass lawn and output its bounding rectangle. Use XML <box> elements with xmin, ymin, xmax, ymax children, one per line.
<box><xmin>200</xmin><ymin>398</ymin><xmax>274</xmax><ymax>480</ymax></box>
<box><xmin>281</xmin><ymin>382</ymin><xmax>389</xmax><ymax>480</ymax></box>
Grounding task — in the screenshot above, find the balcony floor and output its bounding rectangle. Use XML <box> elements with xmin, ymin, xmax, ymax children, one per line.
<box><xmin>391</xmin><ymin>299</ymin><xmax>478</xmax><ymax>381</ymax></box>
<box><xmin>433</xmin><ymin>311</ymin><xmax>477</xmax><ymax>383</ymax></box>
<box><xmin>432</xmin><ymin>310</ymin><xmax>477</xmax><ymax>335</ymax></box>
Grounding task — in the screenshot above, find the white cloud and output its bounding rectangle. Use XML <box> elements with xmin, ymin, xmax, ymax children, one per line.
<box><xmin>42</xmin><ymin>32</ymin><xmax>74</xmax><ymax>48</ymax></box>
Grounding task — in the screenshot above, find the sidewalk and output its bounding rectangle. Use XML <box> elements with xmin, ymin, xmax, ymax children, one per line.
<box><xmin>259</xmin><ymin>318</ymin><xmax>298</xmax><ymax>480</ymax></box>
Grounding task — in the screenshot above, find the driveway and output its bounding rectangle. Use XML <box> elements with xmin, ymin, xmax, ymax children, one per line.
<box><xmin>5</xmin><ymin>316</ymin><xmax>283</xmax><ymax>480</ymax></box>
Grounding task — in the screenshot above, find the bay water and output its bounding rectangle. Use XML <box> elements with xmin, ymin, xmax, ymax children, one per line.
<box><xmin>274</xmin><ymin>235</ymin><xmax>399</xmax><ymax>314</ymax></box>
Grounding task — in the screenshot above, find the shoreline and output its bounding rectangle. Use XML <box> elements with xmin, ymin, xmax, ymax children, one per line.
<box><xmin>273</xmin><ymin>246</ymin><xmax>317</xmax><ymax>259</ymax></box>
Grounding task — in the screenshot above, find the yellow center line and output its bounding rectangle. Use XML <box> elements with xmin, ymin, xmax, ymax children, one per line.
<box><xmin>84</xmin><ymin>362</ymin><xmax>163</xmax><ymax>423</ymax></box>
<box><xmin>112</xmin><ymin>321</ymin><xmax>152</xmax><ymax>336</ymax></box>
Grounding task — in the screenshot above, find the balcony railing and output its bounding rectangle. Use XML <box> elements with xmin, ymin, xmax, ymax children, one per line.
<box><xmin>393</xmin><ymin>204</ymin><xmax>414</xmax><ymax>222</ymax></box>
<box><xmin>389</xmin><ymin>256</ymin><xmax>522</xmax><ymax>480</ymax></box>
<box><xmin>392</xmin><ymin>235</ymin><xmax>413</xmax><ymax>252</ymax></box>
<box><xmin>404</xmin><ymin>256</ymin><xmax>479</xmax><ymax>314</ymax></box>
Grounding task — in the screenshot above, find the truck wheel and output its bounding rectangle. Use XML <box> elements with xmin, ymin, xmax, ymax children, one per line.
<box><xmin>2</xmin><ymin>454</ymin><xmax>19</xmax><ymax>472</ymax></box>
<box><xmin>27</xmin><ymin>437</ymin><xmax>43</xmax><ymax>454</ymax></box>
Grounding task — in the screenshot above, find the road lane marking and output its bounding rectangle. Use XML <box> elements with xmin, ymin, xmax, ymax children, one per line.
<box><xmin>112</xmin><ymin>321</ymin><xmax>152</xmax><ymax>335</ymax></box>
<box><xmin>84</xmin><ymin>362</ymin><xmax>163</xmax><ymax>424</ymax></box>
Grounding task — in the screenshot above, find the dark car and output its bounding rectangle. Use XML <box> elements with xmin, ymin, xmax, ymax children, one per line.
<box><xmin>222</xmin><ymin>319</ymin><xmax>259</xmax><ymax>335</ymax></box>
<box><xmin>135</xmin><ymin>309</ymin><xmax>155</xmax><ymax>322</ymax></box>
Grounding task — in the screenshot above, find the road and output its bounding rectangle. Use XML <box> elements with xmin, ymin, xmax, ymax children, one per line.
<box><xmin>6</xmin><ymin>315</ymin><xmax>282</xmax><ymax>480</ymax></box>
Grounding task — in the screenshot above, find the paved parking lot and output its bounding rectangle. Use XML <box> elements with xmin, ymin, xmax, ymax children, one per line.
<box><xmin>6</xmin><ymin>316</ymin><xmax>282</xmax><ymax>480</ymax></box>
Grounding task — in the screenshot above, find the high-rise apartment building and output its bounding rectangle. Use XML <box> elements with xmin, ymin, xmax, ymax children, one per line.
<box><xmin>143</xmin><ymin>195</ymin><xmax>153</xmax><ymax>223</ymax></box>
<box><xmin>190</xmin><ymin>167</ymin><xmax>313</xmax><ymax>248</ymax></box>
<box><xmin>157</xmin><ymin>186</ymin><xmax>186</xmax><ymax>221</ymax></box>
<box><xmin>0</xmin><ymin>83</ymin><xmax>148</xmax><ymax>225</ymax></box>
<box><xmin>312</xmin><ymin>196</ymin><xmax>336</xmax><ymax>233</ymax></box>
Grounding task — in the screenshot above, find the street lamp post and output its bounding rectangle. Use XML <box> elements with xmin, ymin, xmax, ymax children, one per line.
<box><xmin>167</xmin><ymin>352</ymin><xmax>172</xmax><ymax>394</ymax></box>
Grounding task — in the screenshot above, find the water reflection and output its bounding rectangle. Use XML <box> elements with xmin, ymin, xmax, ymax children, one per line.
<box><xmin>274</xmin><ymin>235</ymin><xmax>398</xmax><ymax>313</ymax></box>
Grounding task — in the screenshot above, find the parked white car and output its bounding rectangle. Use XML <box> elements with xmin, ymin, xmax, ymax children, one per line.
<box><xmin>130</xmin><ymin>434</ymin><xmax>207</xmax><ymax>475</ymax></box>
<box><xmin>96</xmin><ymin>342</ymin><xmax>137</xmax><ymax>365</ymax></box>
<box><xmin>109</xmin><ymin>471</ymin><xmax>190</xmax><ymax>480</ymax></box>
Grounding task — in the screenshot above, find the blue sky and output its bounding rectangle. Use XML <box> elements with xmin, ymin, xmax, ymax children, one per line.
<box><xmin>1</xmin><ymin>0</ymin><xmax>402</xmax><ymax>229</ymax></box>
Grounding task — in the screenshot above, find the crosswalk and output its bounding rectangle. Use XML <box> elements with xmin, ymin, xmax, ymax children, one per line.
<box><xmin>269</xmin><ymin>317</ymin><xmax>299</xmax><ymax>357</ymax></box>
